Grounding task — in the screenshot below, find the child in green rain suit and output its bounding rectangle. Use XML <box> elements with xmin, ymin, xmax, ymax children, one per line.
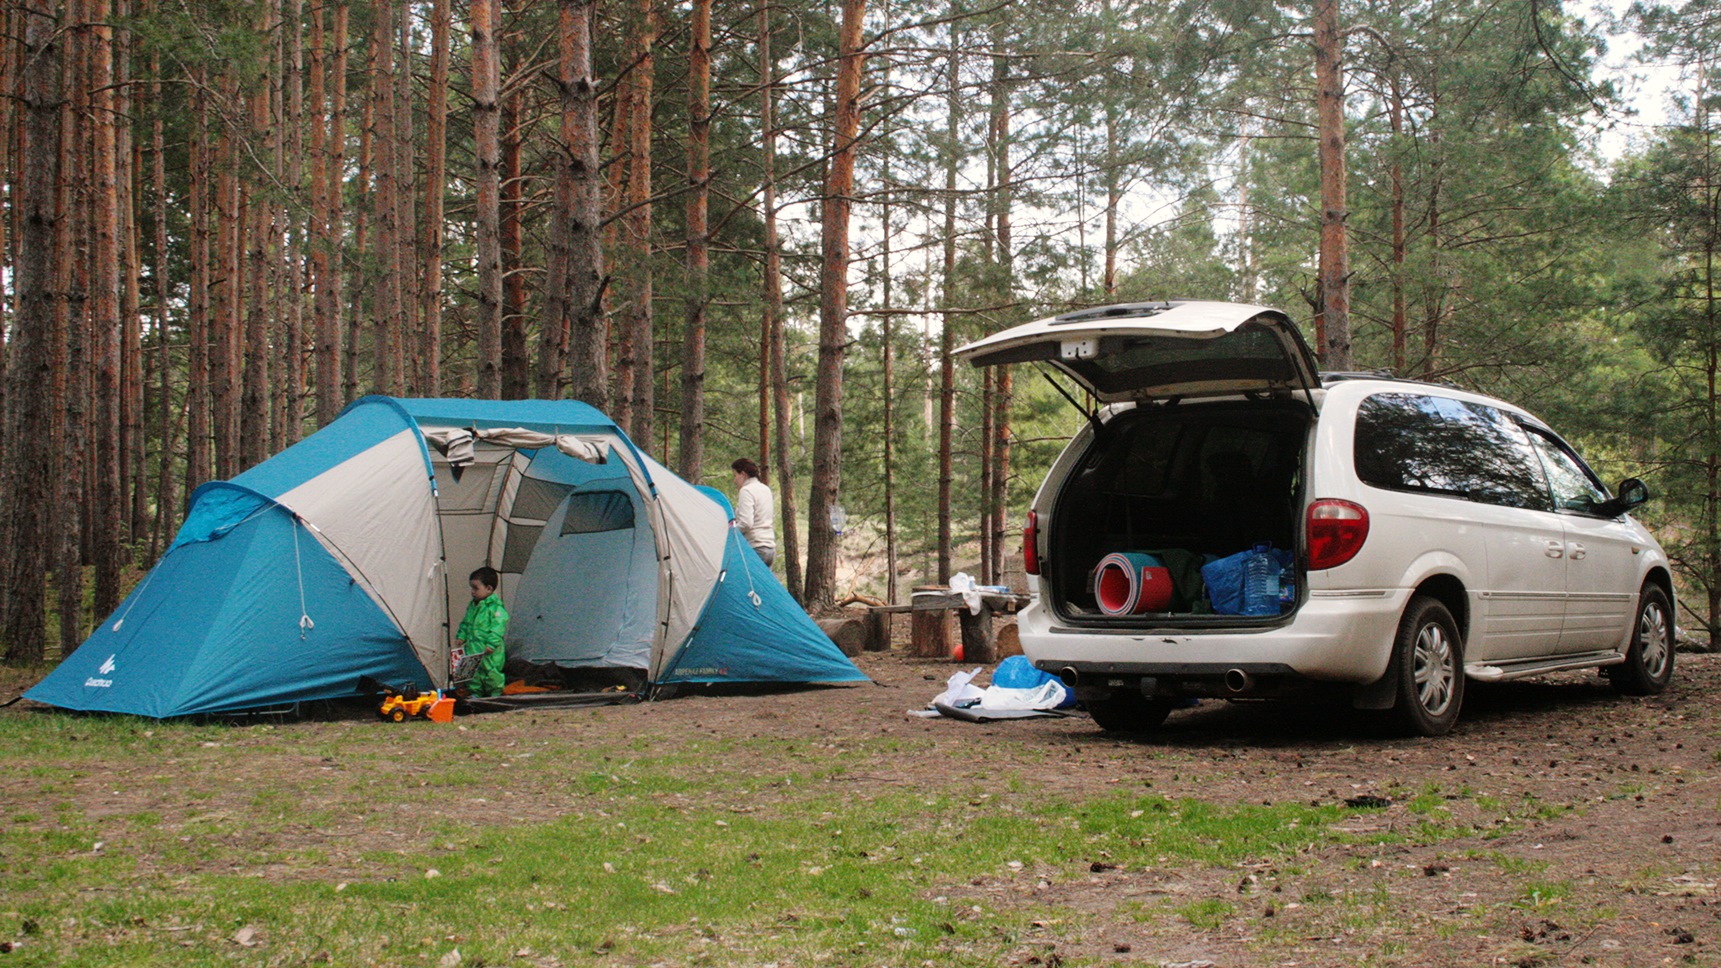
<box><xmin>456</xmin><ymin>566</ymin><xmax>510</xmax><ymax>697</ymax></box>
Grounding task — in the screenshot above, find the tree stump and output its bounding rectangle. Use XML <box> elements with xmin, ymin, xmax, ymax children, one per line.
<box><xmin>909</xmin><ymin>585</ymin><xmax>955</xmax><ymax>658</ymax></box>
<box><xmin>995</xmin><ymin>619</ymin><xmax>1022</xmax><ymax>659</ymax></box>
<box><xmin>957</xmin><ymin>600</ymin><xmax>997</xmax><ymax>665</ymax></box>
<box><xmin>863</xmin><ymin>609</ymin><xmax>891</xmax><ymax>652</ymax></box>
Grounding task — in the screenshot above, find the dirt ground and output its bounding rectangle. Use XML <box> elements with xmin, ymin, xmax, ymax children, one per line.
<box><xmin>3</xmin><ymin>629</ymin><xmax>1718</xmax><ymax>967</ymax></box>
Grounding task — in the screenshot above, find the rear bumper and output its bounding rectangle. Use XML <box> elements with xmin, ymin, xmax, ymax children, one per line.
<box><xmin>1018</xmin><ymin>590</ymin><xmax>1410</xmax><ymax>685</ymax></box>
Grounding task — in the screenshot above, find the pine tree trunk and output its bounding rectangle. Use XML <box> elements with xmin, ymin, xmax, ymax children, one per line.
<box><xmin>214</xmin><ymin>74</ymin><xmax>242</xmax><ymax>480</ymax></box>
<box><xmin>472</xmin><ymin>0</ymin><xmax>504</xmax><ymax>397</ymax></box>
<box><xmin>185</xmin><ymin>72</ymin><xmax>211</xmax><ymax>493</ymax></box>
<box><xmin>802</xmin><ymin>0</ymin><xmax>867</xmax><ymax>606</ymax></box>
<box><xmin>989</xmin><ymin>48</ymin><xmax>1012</xmax><ymax>585</ymax></box>
<box><xmin>678</xmin><ymin>0</ymin><xmax>711</xmax><ymax>480</ymax></box>
<box><xmin>422</xmin><ymin>0</ymin><xmax>450</xmax><ymax>397</ymax></box>
<box><xmin>330</xmin><ymin>1</ymin><xmax>352</xmax><ymax>413</ymax></box>
<box><xmin>309</xmin><ymin>0</ymin><xmax>337</xmax><ymax>424</ymax></box>
<box><xmin>620</xmin><ymin>0</ymin><xmax>656</xmax><ymax>446</ymax></box>
<box><xmin>1313</xmin><ymin>0</ymin><xmax>1350</xmax><ymax>369</ymax></box>
<box><xmin>936</xmin><ymin>15</ymin><xmax>959</xmax><ymax>584</ymax></box>
<box><xmin>91</xmin><ymin>0</ymin><xmax>125</xmax><ymax>619</ymax></box>
<box><xmin>241</xmin><ymin>21</ymin><xmax>273</xmax><ymax>469</ymax></box>
<box><xmin>759</xmin><ymin>1</ymin><xmax>801</xmax><ymax>600</ymax></box>
<box><xmin>59</xmin><ymin>6</ymin><xmax>90</xmax><ymax>655</ymax></box>
<box><xmin>1</xmin><ymin>3</ymin><xmax>63</xmax><ymax>661</ymax></box>
<box><xmin>393</xmin><ymin>2</ymin><xmax>415</xmax><ymax>393</ymax></box>
<box><xmin>371</xmin><ymin>0</ymin><xmax>400</xmax><ymax>396</ymax></box>
<box><xmin>149</xmin><ymin>59</ymin><xmax>177</xmax><ymax>562</ymax></box>
<box><xmin>559</xmin><ymin>0</ymin><xmax>606</xmax><ymax>408</ymax></box>
<box><xmin>282</xmin><ymin>0</ymin><xmax>305</xmax><ymax>442</ymax></box>
<box><xmin>501</xmin><ymin>86</ymin><xmax>530</xmax><ymax>399</ymax></box>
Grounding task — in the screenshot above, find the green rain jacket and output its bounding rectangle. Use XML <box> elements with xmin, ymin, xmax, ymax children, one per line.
<box><xmin>457</xmin><ymin>593</ymin><xmax>510</xmax><ymax>697</ymax></box>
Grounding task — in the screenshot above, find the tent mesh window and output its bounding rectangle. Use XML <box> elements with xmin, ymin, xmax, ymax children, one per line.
<box><xmin>501</xmin><ymin>523</ymin><xmax>545</xmax><ymax>573</ymax></box>
<box><xmin>561</xmin><ymin>491</ymin><xmax>635</xmax><ymax>535</ymax></box>
<box><xmin>512</xmin><ymin>476</ymin><xmax>575</xmax><ymax>521</ymax></box>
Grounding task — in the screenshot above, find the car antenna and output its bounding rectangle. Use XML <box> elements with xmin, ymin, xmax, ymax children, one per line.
<box><xmin>1041</xmin><ymin>368</ymin><xmax>1101</xmax><ymax>435</ymax></box>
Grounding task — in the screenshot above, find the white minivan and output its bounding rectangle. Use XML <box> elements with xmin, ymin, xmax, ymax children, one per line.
<box><xmin>956</xmin><ymin>300</ymin><xmax>1675</xmax><ymax>736</ymax></box>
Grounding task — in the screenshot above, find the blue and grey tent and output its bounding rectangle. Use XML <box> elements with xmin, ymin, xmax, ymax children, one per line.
<box><xmin>27</xmin><ymin>397</ymin><xmax>866</xmax><ymax>718</ymax></box>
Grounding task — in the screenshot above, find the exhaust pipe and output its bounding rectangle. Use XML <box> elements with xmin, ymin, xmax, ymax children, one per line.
<box><xmin>1058</xmin><ymin>667</ymin><xmax>1080</xmax><ymax>687</ymax></box>
<box><xmin>1224</xmin><ymin>668</ymin><xmax>1253</xmax><ymax>694</ymax></box>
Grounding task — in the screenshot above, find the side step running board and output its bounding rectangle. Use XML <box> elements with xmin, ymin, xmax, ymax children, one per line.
<box><xmin>1466</xmin><ymin>651</ymin><xmax>1626</xmax><ymax>683</ymax></box>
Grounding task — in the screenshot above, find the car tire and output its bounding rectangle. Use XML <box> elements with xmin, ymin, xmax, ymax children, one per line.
<box><xmin>1086</xmin><ymin>691</ymin><xmax>1173</xmax><ymax>734</ymax></box>
<box><xmin>1608</xmin><ymin>584</ymin><xmax>1675</xmax><ymax>696</ymax></box>
<box><xmin>1391</xmin><ymin>596</ymin><xmax>1464</xmax><ymax>737</ymax></box>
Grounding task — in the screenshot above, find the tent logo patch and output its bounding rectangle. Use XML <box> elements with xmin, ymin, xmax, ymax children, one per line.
<box><xmin>85</xmin><ymin>655</ymin><xmax>116</xmax><ymax>689</ymax></box>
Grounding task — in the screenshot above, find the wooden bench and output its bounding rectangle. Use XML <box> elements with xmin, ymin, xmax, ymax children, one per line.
<box><xmin>903</xmin><ymin>586</ymin><xmax>1030</xmax><ymax>664</ymax></box>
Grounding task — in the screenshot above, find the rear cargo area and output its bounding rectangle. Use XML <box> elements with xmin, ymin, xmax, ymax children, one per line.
<box><xmin>1047</xmin><ymin>399</ymin><xmax>1312</xmax><ymax>622</ymax></box>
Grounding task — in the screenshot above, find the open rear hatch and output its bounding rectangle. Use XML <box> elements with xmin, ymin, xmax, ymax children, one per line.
<box><xmin>954</xmin><ymin>301</ymin><xmax>1320</xmax><ymax>403</ymax></box>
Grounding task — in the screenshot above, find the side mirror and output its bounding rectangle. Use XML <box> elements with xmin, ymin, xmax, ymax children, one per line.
<box><xmin>1613</xmin><ymin>477</ymin><xmax>1651</xmax><ymax>514</ymax></box>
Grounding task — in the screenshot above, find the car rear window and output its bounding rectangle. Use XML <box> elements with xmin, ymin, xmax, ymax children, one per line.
<box><xmin>1354</xmin><ymin>392</ymin><xmax>1551</xmax><ymax>511</ymax></box>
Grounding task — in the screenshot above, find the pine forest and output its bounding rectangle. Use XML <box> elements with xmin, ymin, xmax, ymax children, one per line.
<box><xmin>4</xmin><ymin>0</ymin><xmax>1721</xmax><ymax>662</ymax></box>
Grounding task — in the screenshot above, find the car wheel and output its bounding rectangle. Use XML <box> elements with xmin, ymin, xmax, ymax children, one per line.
<box><xmin>1391</xmin><ymin>596</ymin><xmax>1464</xmax><ymax>737</ymax></box>
<box><xmin>1608</xmin><ymin>584</ymin><xmax>1675</xmax><ymax>696</ymax></box>
<box><xmin>1086</xmin><ymin>690</ymin><xmax>1173</xmax><ymax>734</ymax></box>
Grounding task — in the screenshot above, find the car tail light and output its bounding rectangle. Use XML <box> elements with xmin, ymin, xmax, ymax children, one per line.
<box><xmin>1023</xmin><ymin>510</ymin><xmax>1041</xmax><ymax>576</ymax></box>
<box><xmin>1307</xmin><ymin>499</ymin><xmax>1369</xmax><ymax>570</ymax></box>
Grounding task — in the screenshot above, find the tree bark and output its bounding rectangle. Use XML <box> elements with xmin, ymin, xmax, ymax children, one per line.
<box><xmin>370</xmin><ymin>0</ymin><xmax>400</xmax><ymax>396</ymax></box>
<box><xmin>1313</xmin><ymin>0</ymin><xmax>1350</xmax><ymax>369</ymax></box>
<box><xmin>91</xmin><ymin>0</ymin><xmax>125</xmax><ymax>619</ymax></box>
<box><xmin>472</xmin><ymin>0</ymin><xmax>504</xmax><ymax>397</ymax></box>
<box><xmin>802</xmin><ymin>0</ymin><xmax>867</xmax><ymax>606</ymax></box>
<box><xmin>559</xmin><ymin>0</ymin><xmax>607</xmax><ymax>408</ymax></box>
<box><xmin>2</xmin><ymin>4</ymin><xmax>63</xmax><ymax>661</ymax></box>
<box><xmin>186</xmin><ymin>70</ymin><xmax>211</xmax><ymax>492</ymax></box>
<box><xmin>620</xmin><ymin>0</ymin><xmax>656</xmax><ymax>446</ymax></box>
<box><xmin>936</xmin><ymin>15</ymin><xmax>959</xmax><ymax>584</ymax></box>
<box><xmin>501</xmin><ymin>85</ymin><xmax>530</xmax><ymax>399</ymax></box>
<box><xmin>760</xmin><ymin>1</ymin><xmax>801</xmax><ymax>599</ymax></box>
<box><xmin>678</xmin><ymin>0</ymin><xmax>711</xmax><ymax>480</ymax></box>
<box><xmin>422</xmin><ymin>0</ymin><xmax>450</xmax><ymax>397</ymax></box>
<box><xmin>59</xmin><ymin>3</ymin><xmax>89</xmax><ymax>655</ymax></box>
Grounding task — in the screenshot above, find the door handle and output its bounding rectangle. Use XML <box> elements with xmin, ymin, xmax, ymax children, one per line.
<box><xmin>1568</xmin><ymin>542</ymin><xmax>1587</xmax><ymax>560</ymax></box>
<box><xmin>1545</xmin><ymin>540</ymin><xmax>1565</xmax><ymax>559</ymax></box>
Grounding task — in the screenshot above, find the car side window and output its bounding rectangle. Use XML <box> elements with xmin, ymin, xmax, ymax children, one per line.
<box><xmin>1354</xmin><ymin>392</ymin><xmax>1552</xmax><ymax>511</ymax></box>
<box><xmin>1524</xmin><ymin>429</ymin><xmax>1611</xmax><ymax>514</ymax></box>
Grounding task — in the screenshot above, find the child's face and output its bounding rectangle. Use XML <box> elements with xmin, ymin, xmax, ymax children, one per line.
<box><xmin>469</xmin><ymin>579</ymin><xmax>494</xmax><ymax>601</ymax></box>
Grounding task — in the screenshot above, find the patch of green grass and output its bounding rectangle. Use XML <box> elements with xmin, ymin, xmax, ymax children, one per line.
<box><xmin>1176</xmin><ymin>898</ymin><xmax>1235</xmax><ymax>931</ymax></box>
<box><xmin>1512</xmin><ymin>879</ymin><xmax>1572</xmax><ymax>910</ymax></box>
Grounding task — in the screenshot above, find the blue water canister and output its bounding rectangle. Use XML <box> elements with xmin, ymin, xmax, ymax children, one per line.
<box><xmin>1278</xmin><ymin>561</ymin><xmax>1296</xmax><ymax>609</ymax></box>
<box><xmin>1242</xmin><ymin>543</ymin><xmax>1279</xmax><ymax>616</ymax></box>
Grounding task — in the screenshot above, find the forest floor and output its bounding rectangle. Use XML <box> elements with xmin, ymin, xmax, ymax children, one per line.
<box><xmin>2</xmin><ymin>625</ymin><xmax>1718</xmax><ymax>967</ymax></box>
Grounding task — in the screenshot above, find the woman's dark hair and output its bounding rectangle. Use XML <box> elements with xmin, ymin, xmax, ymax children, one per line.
<box><xmin>469</xmin><ymin>566</ymin><xmax>501</xmax><ymax>589</ymax></box>
<box><xmin>731</xmin><ymin>457</ymin><xmax>761</xmax><ymax>479</ymax></box>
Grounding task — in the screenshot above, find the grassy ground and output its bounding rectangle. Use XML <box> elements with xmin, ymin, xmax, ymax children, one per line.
<box><xmin>3</xmin><ymin>650</ymin><xmax>1715</xmax><ymax>967</ymax></box>
<box><xmin>0</xmin><ymin>708</ymin><xmax>1489</xmax><ymax>967</ymax></box>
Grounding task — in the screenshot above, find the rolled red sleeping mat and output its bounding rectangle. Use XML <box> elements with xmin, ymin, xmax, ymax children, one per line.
<box><xmin>1095</xmin><ymin>552</ymin><xmax>1173</xmax><ymax>615</ymax></box>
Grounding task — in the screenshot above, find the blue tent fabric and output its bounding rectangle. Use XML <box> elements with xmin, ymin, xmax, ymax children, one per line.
<box><xmin>25</xmin><ymin>506</ymin><xmax>426</xmax><ymax>717</ymax></box>
<box><xmin>661</xmin><ymin>528</ymin><xmax>870</xmax><ymax>685</ymax></box>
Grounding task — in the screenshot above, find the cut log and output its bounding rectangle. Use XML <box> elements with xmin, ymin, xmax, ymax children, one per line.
<box><xmin>816</xmin><ymin>609</ymin><xmax>887</xmax><ymax>657</ymax></box>
<box><xmin>957</xmin><ymin>600</ymin><xmax>997</xmax><ymax>665</ymax></box>
<box><xmin>995</xmin><ymin>618</ymin><xmax>1021</xmax><ymax>659</ymax></box>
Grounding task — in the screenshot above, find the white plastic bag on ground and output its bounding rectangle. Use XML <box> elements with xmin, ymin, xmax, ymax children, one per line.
<box><xmin>978</xmin><ymin>680</ymin><xmax>1069</xmax><ymax>711</ymax></box>
<box><xmin>931</xmin><ymin>666</ymin><xmax>985</xmax><ymax>708</ymax></box>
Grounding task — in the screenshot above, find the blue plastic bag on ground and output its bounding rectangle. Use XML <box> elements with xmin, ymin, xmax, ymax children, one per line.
<box><xmin>989</xmin><ymin>655</ymin><xmax>1077</xmax><ymax>708</ymax></box>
